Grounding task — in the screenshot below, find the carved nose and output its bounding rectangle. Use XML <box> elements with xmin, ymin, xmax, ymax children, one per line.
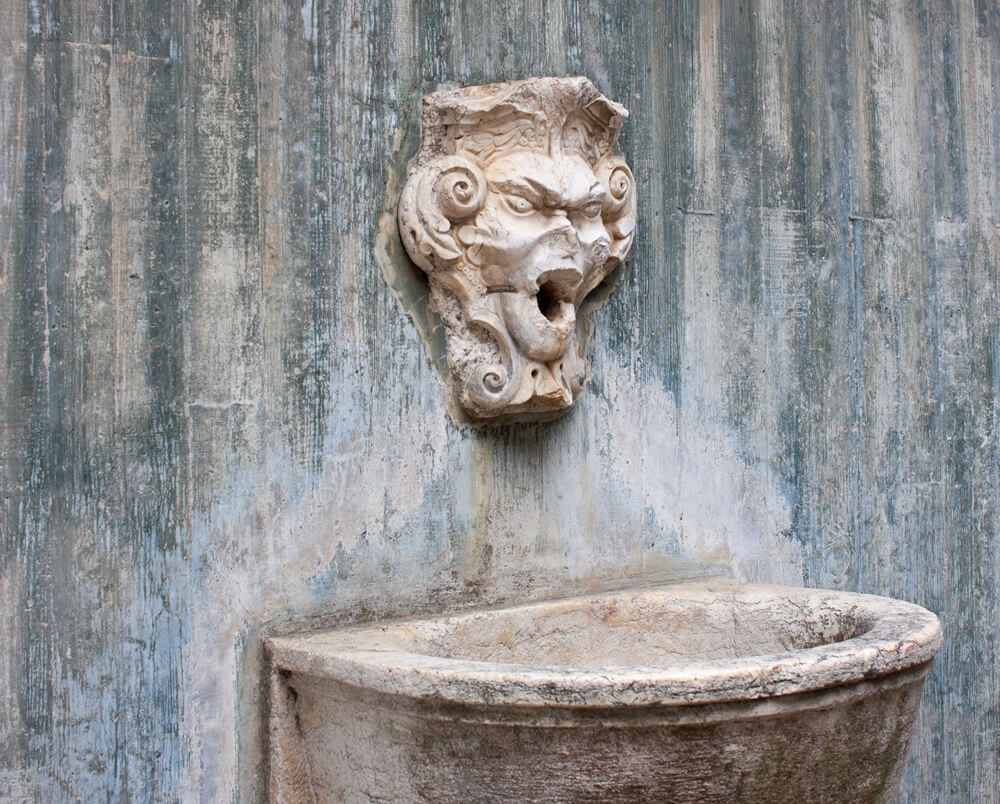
<box><xmin>548</xmin><ymin>209</ymin><xmax>574</xmax><ymax>228</ymax></box>
<box><xmin>545</xmin><ymin>215</ymin><xmax>581</xmax><ymax>250</ymax></box>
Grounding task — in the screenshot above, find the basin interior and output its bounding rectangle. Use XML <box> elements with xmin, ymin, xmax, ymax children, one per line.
<box><xmin>383</xmin><ymin>583</ymin><xmax>875</xmax><ymax>668</ymax></box>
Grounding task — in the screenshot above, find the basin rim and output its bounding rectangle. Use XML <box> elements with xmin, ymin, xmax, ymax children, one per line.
<box><xmin>268</xmin><ymin>580</ymin><xmax>943</xmax><ymax>708</ymax></box>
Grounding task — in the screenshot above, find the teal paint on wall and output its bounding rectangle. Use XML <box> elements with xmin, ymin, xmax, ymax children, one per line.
<box><xmin>1</xmin><ymin>0</ymin><xmax>998</xmax><ymax>800</ymax></box>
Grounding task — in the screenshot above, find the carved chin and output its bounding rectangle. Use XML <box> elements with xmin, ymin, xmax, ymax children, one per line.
<box><xmin>498</xmin><ymin>291</ymin><xmax>576</xmax><ymax>363</ymax></box>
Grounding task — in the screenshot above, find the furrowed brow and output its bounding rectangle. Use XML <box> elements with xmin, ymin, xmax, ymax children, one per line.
<box><xmin>578</xmin><ymin>180</ymin><xmax>608</xmax><ymax>205</ymax></box>
<box><xmin>492</xmin><ymin>176</ymin><xmax>561</xmax><ymax>204</ymax></box>
<box><xmin>492</xmin><ymin>176</ymin><xmax>608</xmax><ymax>207</ymax></box>
<box><xmin>562</xmin><ymin>180</ymin><xmax>608</xmax><ymax>210</ymax></box>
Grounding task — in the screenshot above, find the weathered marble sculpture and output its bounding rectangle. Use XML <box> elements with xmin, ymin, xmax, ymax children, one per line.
<box><xmin>398</xmin><ymin>77</ymin><xmax>636</xmax><ymax>422</ymax></box>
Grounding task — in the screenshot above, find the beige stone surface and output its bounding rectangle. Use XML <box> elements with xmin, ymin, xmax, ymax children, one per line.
<box><xmin>397</xmin><ymin>77</ymin><xmax>636</xmax><ymax>422</ymax></box>
<box><xmin>268</xmin><ymin>579</ymin><xmax>942</xmax><ymax>802</ymax></box>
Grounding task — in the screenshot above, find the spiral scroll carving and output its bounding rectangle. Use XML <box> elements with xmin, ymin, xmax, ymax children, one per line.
<box><xmin>433</xmin><ymin>159</ymin><xmax>486</xmax><ymax>221</ymax></box>
<box><xmin>397</xmin><ymin>155</ymin><xmax>486</xmax><ymax>274</ymax></box>
<box><xmin>463</xmin><ymin>306</ymin><xmax>523</xmax><ymax>414</ymax></box>
<box><xmin>597</xmin><ymin>158</ymin><xmax>635</xmax><ymax>218</ymax></box>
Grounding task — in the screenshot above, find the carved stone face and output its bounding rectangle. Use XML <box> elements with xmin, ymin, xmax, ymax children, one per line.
<box><xmin>398</xmin><ymin>77</ymin><xmax>635</xmax><ymax>423</ymax></box>
<box><xmin>475</xmin><ymin>153</ymin><xmax>611</xmax><ymax>361</ymax></box>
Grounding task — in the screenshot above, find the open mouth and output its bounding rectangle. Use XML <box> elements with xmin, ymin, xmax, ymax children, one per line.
<box><xmin>534</xmin><ymin>267</ymin><xmax>580</xmax><ymax>321</ymax></box>
<box><xmin>536</xmin><ymin>280</ymin><xmax>566</xmax><ymax>321</ymax></box>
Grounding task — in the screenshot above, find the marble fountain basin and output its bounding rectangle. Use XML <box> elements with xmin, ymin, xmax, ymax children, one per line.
<box><xmin>268</xmin><ymin>579</ymin><xmax>941</xmax><ymax>803</ymax></box>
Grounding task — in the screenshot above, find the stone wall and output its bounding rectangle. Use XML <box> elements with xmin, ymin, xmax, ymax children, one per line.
<box><xmin>1</xmin><ymin>0</ymin><xmax>997</xmax><ymax>800</ymax></box>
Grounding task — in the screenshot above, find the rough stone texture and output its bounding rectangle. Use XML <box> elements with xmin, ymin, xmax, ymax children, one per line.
<box><xmin>397</xmin><ymin>76</ymin><xmax>635</xmax><ymax>422</ymax></box>
<box><xmin>0</xmin><ymin>1</ymin><xmax>998</xmax><ymax>802</ymax></box>
<box><xmin>268</xmin><ymin>579</ymin><xmax>942</xmax><ymax>802</ymax></box>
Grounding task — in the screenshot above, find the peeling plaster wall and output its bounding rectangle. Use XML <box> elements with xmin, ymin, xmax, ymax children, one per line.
<box><xmin>1</xmin><ymin>1</ymin><xmax>998</xmax><ymax>801</ymax></box>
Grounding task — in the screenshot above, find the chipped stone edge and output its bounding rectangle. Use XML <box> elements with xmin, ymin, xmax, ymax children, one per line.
<box><xmin>267</xmin><ymin>580</ymin><xmax>942</xmax><ymax>709</ymax></box>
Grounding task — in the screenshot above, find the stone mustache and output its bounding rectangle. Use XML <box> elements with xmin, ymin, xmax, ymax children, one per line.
<box><xmin>398</xmin><ymin>77</ymin><xmax>636</xmax><ymax>423</ymax></box>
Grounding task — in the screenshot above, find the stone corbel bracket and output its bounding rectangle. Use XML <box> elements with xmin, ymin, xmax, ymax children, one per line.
<box><xmin>398</xmin><ymin>76</ymin><xmax>636</xmax><ymax>423</ymax></box>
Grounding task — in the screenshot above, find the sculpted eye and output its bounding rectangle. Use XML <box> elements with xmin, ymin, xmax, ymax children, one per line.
<box><xmin>581</xmin><ymin>201</ymin><xmax>603</xmax><ymax>218</ymax></box>
<box><xmin>506</xmin><ymin>195</ymin><xmax>536</xmax><ymax>214</ymax></box>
